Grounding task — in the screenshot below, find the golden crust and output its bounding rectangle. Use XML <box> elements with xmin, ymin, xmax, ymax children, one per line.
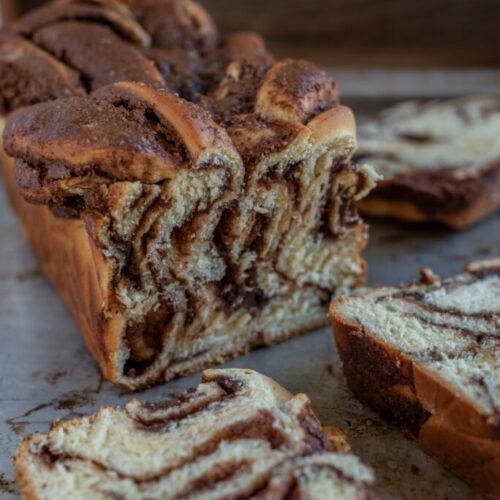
<box><xmin>419</xmin><ymin>415</ymin><xmax>500</xmax><ymax>496</ymax></box>
<box><xmin>358</xmin><ymin>198</ymin><xmax>429</xmax><ymax>223</ymax></box>
<box><xmin>255</xmin><ymin>59</ymin><xmax>339</xmax><ymax>123</ymax></box>
<box><xmin>413</xmin><ymin>363</ymin><xmax>498</xmax><ymax>440</ymax></box>
<box><xmin>306</xmin><ymin>105</ymin><xmax>356</xmax><ymax>152</ymax></box>
<box><xmin>1</xmin><ymin>144</ymin><xmax>120</xmax><ymax>378</ymax></box>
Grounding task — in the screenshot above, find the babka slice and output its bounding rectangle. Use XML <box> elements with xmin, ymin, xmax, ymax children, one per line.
<box><xmin>354</xmin><ymin>96</ymin><xmax>500</xmax><ymax>228</ymax></box>
<box><xmin>330</xmin><ymin>259</ymin><xmax>500</xmax><ymax>496</ymax></box>
<box><xmin>15</xmin><ymin>369</ymin><xmax>375</xmax><ymax>499</ymax></box>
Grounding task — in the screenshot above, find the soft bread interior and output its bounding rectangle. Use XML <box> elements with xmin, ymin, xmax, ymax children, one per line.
<box><xmin>16</xmin><ymin>369</ymin><xmax>374</xmax><ymax>500</ymax></box>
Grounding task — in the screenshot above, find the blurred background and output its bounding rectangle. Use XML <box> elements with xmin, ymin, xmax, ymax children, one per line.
<box><xmin>2</xmin><ymin>0</ymin><xmax>500</xmax><ymax>67</ymax></box>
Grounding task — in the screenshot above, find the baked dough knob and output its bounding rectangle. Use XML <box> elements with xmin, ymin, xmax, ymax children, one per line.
<box><xmin>0</xmin><ymin>33</ymin><xmax>85</xmax><ymax>113</ymax></box>
<box><xmin>93</xmin><ymin>81</ymin><xmax>243</xmax><ymax>175</ymax></box>
<box><xmin>10</xmin><ymin>0</ymin><xmax>152</xmax><ymax>47</ymax></box>
<box><xmin>4</xmin><ymin>81</ymin><xmax>241</xmax><ymax>185</ymax></box>
<box><xmin>222</xmin><ymin>31</ymin><xmax>274</xmax><ymax>66</ymax></box>
<box><xmin>255</xmin><ymin>59</ymin><xmax>339</xmax><ymax>123</ymax></box>
<box><xmin>125</xmin><ymin>0</ymin><xmax>218</xmax><ymax>50</ymax></box>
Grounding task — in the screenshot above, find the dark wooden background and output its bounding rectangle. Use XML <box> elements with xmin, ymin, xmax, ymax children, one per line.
<box><xmin>2</xmin><ymin>0</ymin><xmax>500</xmax><ymax>67</ymax></box>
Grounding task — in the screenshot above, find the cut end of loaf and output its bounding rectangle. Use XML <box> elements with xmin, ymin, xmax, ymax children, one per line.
<box><xmin>2</xmin><ymin>78</ymin><xmax>376</xmax><ymax>389</ymax></box>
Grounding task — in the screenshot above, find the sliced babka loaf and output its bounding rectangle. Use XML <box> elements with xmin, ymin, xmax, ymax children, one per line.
<box><xmin>354</xmin><ymin>96</ymin><xmax>500</xmax><ymax>228</ymax></box>
<box><xmin>0</xmin><ymin>0</ymin><xmax>377</xmax><ymax>389</ymax></box>
<box><xmin>330</xmin><ymin>259</ymin><xmax>500</xmax><ymax>495</ymax></box>
<box><xmin>15</xmin><ymin>369</ymin><xmax>375</xmax><ymax>499</ymax></box>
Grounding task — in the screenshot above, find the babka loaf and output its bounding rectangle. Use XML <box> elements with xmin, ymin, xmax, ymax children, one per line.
<box><xmin>15</xmin><ymin>369</ymin><xmax>375</xmax><ymax>499</ymax></box>
<box><xmin>330</xmin><ymin>259</ymin><xmax>500</xmax><ymax>496</ymax></box>
<box><xmin>0</xmin><ymin>0</ymin><xmax>377</xmax><ymax>389</ymax></box>
<box><xmin>354</xmin><ymin>96</ymin><xmax>500</xmax><ymax>228</ymax></box>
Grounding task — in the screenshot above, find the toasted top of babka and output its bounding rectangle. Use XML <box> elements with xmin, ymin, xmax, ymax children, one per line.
<box><xmin>0</xmin><ymin>0</ymin><xmax>339</xmax><ymax>126</ymax></box>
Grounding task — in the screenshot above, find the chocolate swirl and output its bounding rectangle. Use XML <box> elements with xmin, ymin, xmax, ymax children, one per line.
<box><xmin>15</xmin><ymin>369</ymin><xmax>375</xmax><ymax>499</ymax></box>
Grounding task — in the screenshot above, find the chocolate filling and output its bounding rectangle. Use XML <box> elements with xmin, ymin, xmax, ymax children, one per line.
<box><xmin>369</xmin><ymin>161</ymin><xmax>500</xmax><ymax>216</ymax></box>
<box><xmin>318</xmin><ymin>160</ymin><xmax>363</xmax><ymax>239</ymax></box>
<box><xmin>36</xmin><ymin>409</ymin><xmax>290</xmax><ymax>483</ymax></box>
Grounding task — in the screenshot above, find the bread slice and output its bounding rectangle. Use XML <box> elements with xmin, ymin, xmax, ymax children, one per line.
<box><xmin>355</xmin><ymin>96</ymin><xmax>500</xmax><ymax>228</ymax></box>
<box><xmin>330</xmin><ymin>259</ymin><xmax>500</xmax><ymax>496</ymax></box>
<box><xmin>15</xmin><ymin>369</ymin><xmax>375</xmax><ymax>499</ymax></box>
<box><xmin>0</xmin><ymin>0</ymin><xmax>377</xmax><ymax>389</ymax></box>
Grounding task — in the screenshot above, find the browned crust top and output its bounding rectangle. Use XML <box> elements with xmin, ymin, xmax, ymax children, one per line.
<box><xmin>0</xmin><ymin>0</ymin><xmax>341</xmax><ymax>126</ymax></box>
<box><xmin>3</xmin><ymin>80</ymin><xmax>242</xmax><ymax>189</ymax></box>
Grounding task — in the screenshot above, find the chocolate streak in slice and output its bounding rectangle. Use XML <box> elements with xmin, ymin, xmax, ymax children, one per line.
<box><xmin>354</xmin><ymin>96</ymin><xmax>500</xmax><ymax>228</ymax></box>
<box><xmin>366</xmin><ymin>160</ymin><xmax>500</xmax><ymax>217</ymax></box>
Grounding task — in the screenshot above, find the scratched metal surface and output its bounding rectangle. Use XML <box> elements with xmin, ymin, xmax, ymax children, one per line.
<box><xmin>1</xmin><ymin>99</ymin><xmax>499</xmax><ymax>499</ymax></box>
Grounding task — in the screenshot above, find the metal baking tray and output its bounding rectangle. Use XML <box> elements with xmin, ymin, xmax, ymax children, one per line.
<box><xmin>1</xmin><ymin>88</ymin><xmax>499</xmax><ymax>499</ymax></box>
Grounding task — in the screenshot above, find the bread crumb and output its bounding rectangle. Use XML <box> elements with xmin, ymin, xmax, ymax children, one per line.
<box><xmin>325</xmin><ymin>362</ymin><xmax>341</xmax><ymax>377</ymax></box>
<box><xmin>419</xmin><ymin>267</ymin><xmax>438</xmax><ymax>285</ymax></box>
